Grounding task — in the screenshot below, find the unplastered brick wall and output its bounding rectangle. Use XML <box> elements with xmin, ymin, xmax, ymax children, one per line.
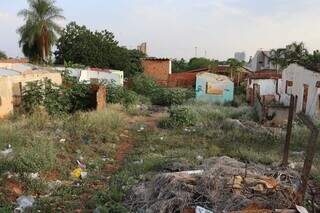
<box><xmin>142</xmin><ymin>59</ymin><xmax>171</xmax><ymax>85</ymax></box>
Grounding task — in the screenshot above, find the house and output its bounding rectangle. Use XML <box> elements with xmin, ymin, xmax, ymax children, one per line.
<box><xmin>246</xmin><ymin>69</ymin><xmax>282</xmax><ymax>105</ymax></box>
<box><xmin>0</xmin><ymin>67</ymin><xmax>62</xmax><ymax>118</ymax></box>
<box><xmin>141</xmin><ymin>58</ymin><xmax>172</xmax><ymax>86</ymax></box>
<box><xmin>196</xmin><ymin>72</ymin><xmax>234</xmax><ymax>104</ymax></box>
<box><xmin>55</xmin><ymin>67</ymin><xmax>124</xmax><ymax>86</ymax></box>
<box><xmin>279</xmin><ymin>64</ymin><xmax>320</xmax><ymax>118</ymax></box>
<box><xmin>247</xmin><ymin>50</ymin><xmax>276</xmax><ymax>72</ymax></box>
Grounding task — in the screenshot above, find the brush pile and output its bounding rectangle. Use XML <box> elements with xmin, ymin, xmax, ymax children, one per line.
<box><xmin>125</xmin><ymin>156</ymin><xmax>315</xmax><ymax>213</ymax></box>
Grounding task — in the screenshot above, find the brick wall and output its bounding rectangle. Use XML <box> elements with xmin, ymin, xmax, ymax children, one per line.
<box><xmin>167</xmin><ymin>72</ymin><xmax>197</xmax><ymax>88</ymax></box>
<box><xmin>142</xmin><ymin>59</ymin><xmax>171</xmax><ymax>86</ymax></box>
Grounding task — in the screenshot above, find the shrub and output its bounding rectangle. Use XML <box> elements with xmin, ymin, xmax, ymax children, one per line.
<box><xmin>107</xmin><ymin>83</ymin><xmax>139</xmax><ymax>107</ymax></box>
<box><xmin>131</xmin><ymin>74</ymin><xmax>194</xmax><ymax>106</ymax></box>
<box><xmin>159</xmin><ymin>106</ymin><xmax>196</xmax><ymax>128</ymax></box>
<box><xmin>22</xmin><ymin>73</ymin><xmax>96</xmax><ymax>115</ymax></box>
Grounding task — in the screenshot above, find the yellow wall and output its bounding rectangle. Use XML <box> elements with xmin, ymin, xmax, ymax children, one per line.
<box><xmin>0</xmin><ymin>71</ymin><xmax>62</xmax><ymax>118</ymax></box>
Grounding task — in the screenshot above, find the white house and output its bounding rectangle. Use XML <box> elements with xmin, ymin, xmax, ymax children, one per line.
<box><xmin>55</xmin><ymin>67</ymin><xmax>124</xmax><ymax>86</ymax></box>
<box><xmin>246</xmin><ymin>70</ymin><xmax>281</xmax><ymax>104</ymax></box>
<box><xmin>280</xmin><ymin>64</ymin><xmax>320</xmax><ymax>118</ymax></box>
<box><xmin>247</xmin><ymin>50</ymin><xmax>276</xmax><ymax>72</ymax></box>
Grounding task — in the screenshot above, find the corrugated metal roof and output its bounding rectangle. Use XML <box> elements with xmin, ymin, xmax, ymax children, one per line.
<box><xmin>0</xmin><ymin>68</ymin><xmax>20</xmax><ymax>77</ymax></box>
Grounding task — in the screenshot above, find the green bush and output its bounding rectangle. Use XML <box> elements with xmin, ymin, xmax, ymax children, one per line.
<box><xmin>159</xmin><ymin>107</ymin><xmax>196</xmax><ymax>128</ymax></box>
<box><xmin>22</xmin><ymin>72</ymin><xmax>95</xmax><ymax>115</ymax></box>
<box><xmin>107</xmin><ymin>83</ymin><xmax>139</xmax><ymax>107</ymax></box>
<box><xmin>131</xmin><ymin>74</ymin><xmax>194</xmax><ymax>106</ymax></box>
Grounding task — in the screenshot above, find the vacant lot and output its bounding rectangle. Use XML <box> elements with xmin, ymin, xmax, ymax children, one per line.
<box><xmin>0</xmin><ymin>101</ymin><xmax>319</xmax><ymax>212</ymax></box>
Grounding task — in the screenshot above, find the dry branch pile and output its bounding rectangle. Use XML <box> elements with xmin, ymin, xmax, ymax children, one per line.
<box><xmin>125</xmin><ymin>156</ymin><xmax>312</xmax><ymax>213</ymax></box>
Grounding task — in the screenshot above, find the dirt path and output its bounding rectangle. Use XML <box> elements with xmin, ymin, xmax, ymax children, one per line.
<box><xmin>104</xmin><ymin>109</ymin><xmax>168</xmax><ymax>174</ymax></box>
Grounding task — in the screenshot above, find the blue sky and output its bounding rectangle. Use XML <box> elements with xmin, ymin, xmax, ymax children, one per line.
<box><xmin>1</xmin><ymin>0</ymin><xmax>320</xmax><ymax>60</ymax></box>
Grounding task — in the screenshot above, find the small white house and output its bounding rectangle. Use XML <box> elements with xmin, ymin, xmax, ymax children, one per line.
<box><xmin>280</xmin><ymin>64</ymin><xmax>320</xmax><ymax>118</ymax></box>
<box><xmin>55</xmin><ymin>67</ymin><xmax>124</xmax><ymax>86</ymax></box>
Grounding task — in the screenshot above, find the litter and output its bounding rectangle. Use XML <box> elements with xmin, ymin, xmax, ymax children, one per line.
<box><xmin>71</xmin><ymin>168</ymin><xmax>82</xmax><ymax>179</ymax></box>
<box><xmin>14</xmin><ymin>195</ymin><xmax>35</xmax><ymax>212</ymax></box>
<box><xmin>0</xmin><ymin>145</ymin><xmax>13</xmax><ymax>157</ymax></box>
<box><xmin>59</xmin><ymin>138</ymin><xmax>66</xmax><ymax>143</ymax></box>
<box><xmin>196</xmin><ymin>155</ymin><xmax>204</xmax><ymax>161</ymax></box>
<box><xmin>80</xmin><ymin>172</ymin><xmax>88</xmax><ymax>179</ymax></box>
<box><xmin>296</xmin><ymin>205</ymin><xmax>308</xmax><ymax>213</ymax></box>
<box><xmin>77</xmin><ymin>160</ymin><xmax>86</xmax><ymax>169</ymax></box>
<box><xmin>196</xmin><ymin>206</ymin><xmax>213</xmax><ymax>213</ymax></box>
<box><xmin>160</xmin><ymin>137</ymin><xmax>164</xmax><ymax>141</ymax></box>
<box><xmin>28</xmin><ymin>173</ymin><xmax>39</xmax><ymax>180</ymax></box>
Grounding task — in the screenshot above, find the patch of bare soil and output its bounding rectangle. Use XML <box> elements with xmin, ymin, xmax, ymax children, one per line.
<box><xmin>105</xmin><ymin>108</ymin><xmax>167</xmax><ymax>174</ymax></box>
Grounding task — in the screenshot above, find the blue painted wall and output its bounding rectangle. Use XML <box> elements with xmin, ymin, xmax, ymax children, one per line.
<box><xmin>196</xmin><ymin>75</ymin><xmax>234</xmax><ymax>104</ymax></box>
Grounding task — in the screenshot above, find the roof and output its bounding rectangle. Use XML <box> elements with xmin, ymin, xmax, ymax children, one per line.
<box><xmin>0</xmin><ymin>58</ymin><xmax>29</xmax><ymax>64</ymax></box>
<box><xmin>0</xmin><ymin>68</ymin><xmax>21</xmax><ymax>77</ymax></box>
<box><xmin>142</xmin><ymin>57</ymin><xmax>170</xmax><ymax>61</ymax></box>
<box><xmin>197</xmin><ymin>72</ymin><xmax>233</xmax><ymax>83</ymax></box>
<box><xmin>250</xmin><ymin>69</ymin><xmax>281</xmax><ymax>79</ymax></box>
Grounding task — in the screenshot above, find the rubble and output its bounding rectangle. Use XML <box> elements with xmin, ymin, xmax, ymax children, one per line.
<box><xmin>14</xmin><ymin>195</ymin><xmax>35</xmax><ymax>212</ymax></box>
<box><xmin>125</xmin><ymin>156</ymin><xmax>307</xmax><ymax>213</ymax></box>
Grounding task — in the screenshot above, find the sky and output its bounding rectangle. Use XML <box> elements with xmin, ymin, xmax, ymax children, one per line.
<box><xmin>1</xmin><ymin>0</ymin><xmax>320</xmax><ymax>61</ymax></box>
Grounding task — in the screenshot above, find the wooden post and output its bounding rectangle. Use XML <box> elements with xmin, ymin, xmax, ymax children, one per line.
<box><xmin>296</xmin><ymin>113</ymin><xmax>319</xmax><ymax>204</ymax></box>
<box><xmin>281</xmin><ymin>95</ymin><xmax>295</xmax><ymax>167</ymax></box>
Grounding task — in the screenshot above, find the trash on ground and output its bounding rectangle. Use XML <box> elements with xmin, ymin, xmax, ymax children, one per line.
<box><xmin>71</xmin><ymin>168</ymin><xmax>83</xmax><ymax>179</ymax></box>
<box><xmin>0</xmin><ymin>145</ymin><xmax>13</xmax><ymax>157</ymax></box>
<box><xmin>59</xmin><ymin>138</ymin><xmax>66</xmax><ymax>143</ymax></box>
<box><xmin>15</xmin><ymin>195</ymin><xmax>35</xmax><ymax>212</ymax></box>
<box><xmin>196</xmin><ymin>206</ymin><xmax>213</xmax><ymax>213</ymax></box>
<box><xmin>77</xmin><ymin>160</ymin><xmax>86</xmax><ymax>169</ymax></box>
<box><xmin>125</xmin><ymin>156</ymin><xmax>303</xmax><ymax>212</ymax></box>
<box><xmin>28</xmin><ymin>173</ymin><xmax>39</xmax><ymax>180</ymax></box>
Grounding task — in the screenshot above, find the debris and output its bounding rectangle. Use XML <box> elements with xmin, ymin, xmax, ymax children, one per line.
<box><xmin>160</xmin><ymin>137</ymin><xmax>164</xmax><ymax>141</ymax></box>
<box><xmin>125</xmin><ymin>156</ymin><xmax>300</xmax><ymax>212</ymax></box>
<box><xmin>59</xmin><ymin>138</ymin><xmax>66</xmax><ymax>143</ymax></box>
<box><xmin>77</xmin><ymin>160</ymin><xmax>86</xmax><ymax>169</ymax></box>
<box><xmin>196</xmin><ymin>206</ymin><xmax>213</xmax><ymax>213</ymax></box>
<box><xmin>80</xmin><ymin>172</ymin><xmax>88</xmax><ymax>179</ymax></box>
<box><xmin>0</xmin><ymin>146</ymin><xmax>13</xmax><ymax>157</ymax></box>
<box><xmin>48</xmin><ymin>180</ymin><xmax>62</xmax><ymax>190</ymax></box>
<box><xmin>28</xmin><ymin>173</ymin><xmax>39</xmax><ymax>180</ymax></box>
<box><xmin>133</xmin><ymin>159</ymin><xmax>144</xmax><ymax>165</ymax></box>
<box><xmin>15</xmin><ymin>195</ymin><xmax>35</xmax><ymax>212</ymax></box>
<box><xmin>71</xmin><ymin>168</ymin><xmax>83</xmax><ymax>179</ymax></box>
<box><xmin>296</xmin><ymin>205</ymin><xmax>308</xmax><ymax>213</ymax></box>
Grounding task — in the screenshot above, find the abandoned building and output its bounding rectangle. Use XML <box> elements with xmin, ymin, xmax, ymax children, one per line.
<box><xmin>0</xmin><ymin>67</ymin><xmax>62</xmax><ymax>118</ymax></box>
<box><xmin>279</xmin><ymin>63</ymin><xmax>320</xmax><ymax>118</ymax></box>
<box><xmin>246</xmin><ymin>69</ymin><xmax>282</xmax><ymax>105</ymax></box>
<box><xmin>196</xmin><ymin>72</ymin><xmax>234</xmax><ymax>104</ymax></box>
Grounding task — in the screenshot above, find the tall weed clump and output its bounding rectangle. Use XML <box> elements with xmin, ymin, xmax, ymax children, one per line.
<box><xmin>64</xmin><ymin>106</ymin><xmax>125</xmax><ymax>144</ymax></box>
<box><xmin>107</xmin><ymin>83</ymin><xmax>139</xmax><ymax>108</ymax></box>
<box><xmin>131</xmin><ymin>74</ymin><xmax>194</xmax><ymax>106</ymax></box>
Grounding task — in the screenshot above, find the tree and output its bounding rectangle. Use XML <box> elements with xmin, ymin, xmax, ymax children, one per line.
<box><xmin>270</xmin><ymin>42</ymin><xmax>309</xmax><ymax>70</ymax></box>
<box><xmin>17</xmin><ymin>0</ymin><xmax>64</xmax><ymax>62</ymax></box>
<box><xmin>0</xmin><ymin>50</ymin><xmax>7</xmax><ymax>59</ymax></box>
<box><xmin>226</xmin><ymin>58</ymin><xmax>245</xmax><ymax>85</ymax></box>
<box><xmin>55</xmin><ymin>22</ymin><xmax>145</xmax><ymax>77</ymax></box>
<box><xmin>172</xmin><ymin>58</ymin><xmax>188</xmax><ymax>73</ymax></box>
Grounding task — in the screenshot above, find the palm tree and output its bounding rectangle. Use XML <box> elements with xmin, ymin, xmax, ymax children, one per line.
<box><xmin>18</xmin><ymin>0</ymin><xmax>64</xmax><ymax>62</ymax></box>
<box><xmin>227</xmin><ymin>58</ymin><xmax>245</xmax><ymax>85</ymax></box>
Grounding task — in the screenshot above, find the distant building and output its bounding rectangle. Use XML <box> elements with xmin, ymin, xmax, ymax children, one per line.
<box><xmin>196</xmin><ymin>72</ymin><xmax>234</xmax><ymax>104</ymax></box>
<box><xmin>234</xmin><ymin>52</ymin><xmax>246</xmax><ymax>62</ymax></box>
<box><xmin>246</xmin><ymin>50</ymin><xmax>276</xmax><ymax>72</ymax></box>
<box><xmin>137</xmin><ymin>42</ymin><xmax>147</xmax><ymax>55</ymax></box>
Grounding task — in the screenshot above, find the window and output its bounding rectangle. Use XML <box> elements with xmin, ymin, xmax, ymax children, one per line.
<box><xmin>206</xmin><ymin>82</ymin><xmax>223</xmax><ymax>95</ymax></box>
<box><xmin>285</xmin><ymin>80</ymin><xmax>293</xmax><ymax>94</ymax></box>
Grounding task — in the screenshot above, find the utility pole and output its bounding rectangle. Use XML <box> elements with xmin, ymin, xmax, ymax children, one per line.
<box><xmin>195</xmin><ymin>46</ymin><xmax>198</xmax><ymax>58</ymax></box>
<box><xmin>204</xmin><ymin>50</ymin><xmax>207</xmax><ymax>58</ymax></box>
<box><xmin>282</xmin><ymin>95</ymin><xmax>295</xmax><ymax>166</ymax></box>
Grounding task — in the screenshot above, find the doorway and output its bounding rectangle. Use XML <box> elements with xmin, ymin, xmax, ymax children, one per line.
<box><xmin>302</xmin><ymin>84</ymin><xmax>309</xmax><ymax>114</ymax></box>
